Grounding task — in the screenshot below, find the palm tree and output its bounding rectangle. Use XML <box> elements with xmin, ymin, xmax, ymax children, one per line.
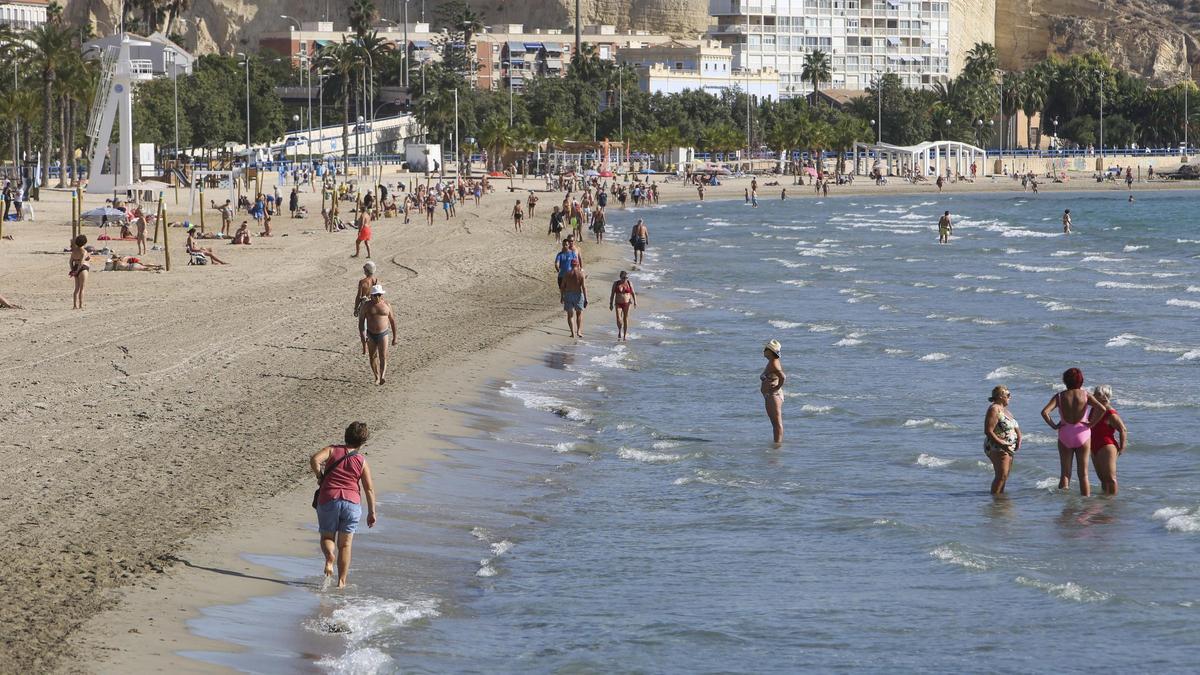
<box><xmin>801</xmin><ymin>50</ymin><xmax>832</xmax><ymax>98</ymax></box>
<box><xmin>478</xmin><ymin>116</ymin><xmax>515</xmax><ymax>171</ymax></box>
<box><xmin>964</xmin><ymin>42</ymin><xmax>998</xmax><ymax>80</ymax></box>
<box><xmin>21</xmin><ymin>23</ymin><xmax>75</xmax><ymax>186</ymax></box>
<box><xmin>348</xmin><ymin>0</ymin><xmax>378</xmax><ymax>38</ymax></box>
<box><xmin>1019</xmin><ymin>70</ymin><xmax>1047</xmax><ymax>149</ymax></box>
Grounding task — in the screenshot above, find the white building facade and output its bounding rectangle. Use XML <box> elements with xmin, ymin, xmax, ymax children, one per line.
<box><xmin>618</xmin><ymin>40</ymin><xmax>779</xmax><ymax>100</ymax></box>
<box><xmin>0</xmin><ymin>0</ymin><xmax>48</xmax><ymax>30</ymax></box>
<box><xmin>708</xmin><ymin>0</ymin><xmax>952</xmax><ymax>98</ymax></box>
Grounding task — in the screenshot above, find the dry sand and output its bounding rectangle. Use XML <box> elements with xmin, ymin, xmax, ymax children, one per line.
<box><xmin>0</xmin><ymin>168</ymin><xmax>1193</xmax><ymax>672</ymax></box>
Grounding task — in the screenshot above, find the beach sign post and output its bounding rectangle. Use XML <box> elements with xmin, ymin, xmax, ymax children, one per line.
<box><xmin>159</xmin><ymin>192</ymin><xmax>171</xmax><ymax>271</ymax></box>
<box><xmin>198</xmin><ymin>182</ymin><xmax>206</xmax><ymax>234</ymax></box>
<box><xmin>70</xmin><ymin>191</ymin><xmax>77</xmax><ymax>238</ymax></box>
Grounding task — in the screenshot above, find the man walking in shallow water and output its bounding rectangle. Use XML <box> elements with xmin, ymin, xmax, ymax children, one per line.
<box><xmin>560</xmin><ymin>258</ymin><xmax>588</xmax><ymax>338</ymax></box>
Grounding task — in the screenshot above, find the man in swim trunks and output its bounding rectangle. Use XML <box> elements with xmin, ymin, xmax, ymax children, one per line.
<box><xmin>358</xmin><ymin>284</ymin><xmax>396</xmax><ymax>385</ymax></box>
<box><xmin>560</xmin><ymin>258</ymin><xmax>588</xmax><ymax>338</ymax></box>
<box><xmin>938</xmin><ymin>211</ymin><xmax>952</xmax><ymax>244</ymax></box>
<box><xmin>353</xmin><ymin>207</ymin><xmax>372</xmax><ymax>258</ymax></box>
<box><xmin>353</xmin><ymin>261</ymin><xmax>378</xmax><ymax>319</ymax></box>
<box><xmin>630</xmin><ymin>219</ymin><xmax>649</xmax><ymax>265</ymax></box>
<box><xmin>1062</xmin><ymin>209</ymin><xmax>1072</xmax><ymax>234</ymax></box>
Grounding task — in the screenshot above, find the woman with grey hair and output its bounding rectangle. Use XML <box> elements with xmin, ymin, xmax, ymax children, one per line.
<box><xmin>1089</xmin><ymin>385</ymin><xmax>1128</xmax><ymax>495</ymax></box>
<box><xmin>353</xmin><ymin>261</ymin><xmax>378</xmax><ymax>321</ymax></box>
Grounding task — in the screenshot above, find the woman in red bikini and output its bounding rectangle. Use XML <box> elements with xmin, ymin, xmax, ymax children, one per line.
<box><xmin>1040</xmin><ymin>367</ymin><xmax>1111</xmax><ymax>496</ymax></box>
<box><xmin>608</xmin><ymin>271</ymin><xmax>637</xmax><ymax>341</ymax></box>
<box><xmin>1089</xmin><ymin>385</ymin><xmax>1128</xmax><ymax>495</ymax></box>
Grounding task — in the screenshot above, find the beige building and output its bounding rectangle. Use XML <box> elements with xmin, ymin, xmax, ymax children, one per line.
<box><xmin>618</xmin><ymin>39</ymin><xmax>779</xmax><ymax>99</ymax></box>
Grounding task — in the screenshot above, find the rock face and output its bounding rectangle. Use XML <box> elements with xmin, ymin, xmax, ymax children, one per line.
<box><xmin>63</xmin><ymin>0</ymin><xmax>713</xmax><ymax>56</ymax></box>
<box><xmin>994</xmin><ymin>0</ymin><xmax>1196</xmax><ymax>85</ymax></box>
<box><xmin>62</xmin><ymin>0</ymin><xmax>1200</xmax><ymax>86</ymax></box>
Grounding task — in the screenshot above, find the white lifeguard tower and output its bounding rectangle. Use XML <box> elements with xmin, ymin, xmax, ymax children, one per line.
<box><xmin>85</xmin><ymin>35</ymin><xmax>152</xmax><ymax>194</ymax></box>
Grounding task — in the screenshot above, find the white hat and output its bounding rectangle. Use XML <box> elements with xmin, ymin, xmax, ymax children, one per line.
<box><xmin>764</xmin><ymin>339</ymin><xmax>781</xmax><ymax>357</ymax></box>
<box><xmin>370</xmin><ymin>284</ymin><xmax>385</xmax><ymax>296</ymax></box>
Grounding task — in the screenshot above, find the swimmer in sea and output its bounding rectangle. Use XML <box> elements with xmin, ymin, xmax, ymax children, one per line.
<box><xmin>938</xmin><ymin>211</ymin><xmax>953</xmax><ymax>244</ymax></box>
<box><xmin>1062</xmin><ymin>209</ymin><xmax>1072</xmax><ymax>234</ymax></box>
<box><xmin>1040</xmin><ymin>367</ymin><xmax>1112</xmax><ymax>496</ymax></box>
<box><xmin>1089</xmin><ymin>385</ymin><xmax>1128</xmax><ymax>495</ymax></box>
<box><xmin>761</xmin><ymin>340</ymin><xmax>785</xmax><ymax>445</ymax></box>
<box><xmin>983</xmin><ymin>385</ymin><xmax>1020</xmax><ymax>495</ymax></box>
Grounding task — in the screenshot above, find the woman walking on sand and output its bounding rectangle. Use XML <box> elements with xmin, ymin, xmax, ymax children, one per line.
<box><xmin>608</xmin><ymin>271</ymin><xmax>637</xmax><ymax>341</ymax></box>
<box><xmin>1090</xmin><ymin>385</ymin><xmax>1128</xmax><ymax>495</ymax></box>
<box><xmin>310</xmin><ymin>422</ymin><xmax>377</xmax><ymax>589</ymax></box>
<box><xmin>761</xmin><ymin>340</ymin><xmax>786</xmax><ymax>444</ymax></box>
<box><xmin>983</xmin><ymin>385</ymin><xmax>1021</xmax><ymax>495</ymax></box>
<box><xmin>69</xmin><ymin>234</ymin><xmax>91</xmax><ymax>309</ymax></box>
<box><xmin>513</xmin><ymin>199</ymin><xmax>524</xmax><ymax>233</ymax></box>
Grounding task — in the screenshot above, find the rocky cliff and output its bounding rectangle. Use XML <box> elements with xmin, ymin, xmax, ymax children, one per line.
<box><xmin>63</xmin><ymin>0</ymin><xmax>714</xmax><ymax>56</ymax></box>
<box><xmin>995</xmin><ymin>0</ymin><xmax>1198</xmax><ymax>85</ymax></box>
<box><xmin>62</xmin><ymin>0</ymin><xmax>1200</xmax><ymax>86</ymax></box>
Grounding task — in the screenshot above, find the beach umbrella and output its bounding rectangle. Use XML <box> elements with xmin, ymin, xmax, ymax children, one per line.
<box><xmin>81</xmin><ymin>206</ymin><xmax>126</xmax><ymax>220</ymax></box>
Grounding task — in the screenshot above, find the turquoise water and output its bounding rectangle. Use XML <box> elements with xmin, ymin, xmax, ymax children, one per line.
<box><xmin>194</xmin><ymin>191</ymin><xmax>1200</xmax><ymax>673</ymax></box>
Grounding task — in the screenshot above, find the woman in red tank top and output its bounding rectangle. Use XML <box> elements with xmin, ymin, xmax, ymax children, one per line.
<box><xmin>1089</xmin><ymin>385</ymin><xmax>1128</xmax><ymax>495</ymax></box>
<box><xmin>309</xmin><ymin>422</ymin><xmax>377</xmax><ymax>588</ymax></box>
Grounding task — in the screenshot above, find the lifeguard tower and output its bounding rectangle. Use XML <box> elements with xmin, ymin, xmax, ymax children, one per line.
<box><xmin>85</xmin><ymin>35</ymin><xmax>152</xmax><ymax>194</ymax></box>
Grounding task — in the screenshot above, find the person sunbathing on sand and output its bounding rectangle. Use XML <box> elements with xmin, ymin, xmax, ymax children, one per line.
<box><xmin>186</xmin><ymin>230</ymin><xmax>229</xmax><ymax>265</ymax></box>
<box><xmin>0</xmin><ymin>293</ymin><xmax>22</xmax><ymax>309</ymax></box>
<box><xmin>108</xmin><ymin>255</ymin><xmax>164</xmax><ymax>271</ymax></box>
<box><xmin>232</xmin><ymin>221</ymin><xmax>252</xmax><ymax>245</ymax></box>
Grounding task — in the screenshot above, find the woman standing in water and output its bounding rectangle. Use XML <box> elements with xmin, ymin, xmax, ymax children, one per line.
<box><xmin>1090</xmin><ymin>385</ymin><xmax>1128</xmax><ymax>495</ymax></box>
<box><xmin>69</xmin><ymin>234</ymin><xmax>90</xmax><ymax>309</ymax></box>
<box><xmin>760</xmin><ymin>340</ymin><xmax>786</xmax><ymax>444</ymax></box>
<box><xmin>310</xmin><ymin>421</ymin><xmax>377</xmax><ymax>589</ymax></box>
<box><xmin>1041</xmin><ymin>367</ymin><xmax>1111</xmax><ymax>496</ymax></box>
<box><xmin>983</xmin><ymin>386</ymin><xmax>1021</xmax><ymax>495</ymax></box>
<box><xmin>608</xmin><ymin>271</ymin><xmax>636</xmax><ymax>341</ymax></box>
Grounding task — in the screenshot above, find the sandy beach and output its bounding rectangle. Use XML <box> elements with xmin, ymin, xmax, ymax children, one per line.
<box><xmin>0</xmin><ymin>167</ymin><xmax>1194</xmax><ymax>672</ymax></box>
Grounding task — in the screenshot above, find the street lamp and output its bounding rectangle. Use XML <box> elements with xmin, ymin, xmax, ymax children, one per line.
<box><xmin>291</xmin><ymin>114</ymin><xmax>300</xmax><ymax>172</ymax></box>
<box><xmin>281</xmin><ymin>15</ymin><xmax>313</xmax><ymax>164</ymax></box>
<box><xmin>237</xmin><ymin>52</ymin><xmax>251</xmax><ymax>165</ymax></box>
<box><xmin>1094</xmin><ymin>69</ymin><xmax>1105</xmax><ymax>159</ymax></box>
<box><xmin>873</xmin><ymin>71</ymin><xmax>884</xmax><ymax>144</ymax></box>
<box><xmin>975</xmin><ymin>118</ymin><xmax>983</xmax><ymax>147</ymax></box>
<box><xmin>403</xmin><ymin>0</ymin><xmax>411</xmax><ymax>91</ymax></box>
<box><xmin>1053</xmin><ymin>116</ymin><xmax>1059</xmax><ymax>150</ymax></box>
<box><xmin>165</xmin><ymin>48</ymin><xmax>179</xmax><ymax>165</ymax></box>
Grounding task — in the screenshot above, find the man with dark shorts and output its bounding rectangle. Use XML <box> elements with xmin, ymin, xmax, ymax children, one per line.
<box><xmin>630</xmin><ymin>218</ymin><xmax>649</xmax><ymax>264</ymax></box>
<box><xmin>358</xmin><ymin>285</ymin><xmax>396</xmax><ymax>385</ymax></box>
<box><xmin>560</xmin><ymin>258</ymin><xmax>588</xmax><ymax>338</ymax></box>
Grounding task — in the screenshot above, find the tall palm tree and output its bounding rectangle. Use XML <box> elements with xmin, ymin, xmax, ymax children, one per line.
<box><xmin>348</xmin><ymin>0</ymin><xmax>378</xmax><ymax>38</ymax></box>
<box><xmin>21</xmin><ymin>23</ymin><xmax>75</xmax><ymax>185</ymax></box>
<box><xmin>801</xmin><ymin>50</ymin><xmax>832</xmax><ymax>98</ymax></box>
<box><xmin>478</xmin><ymin>116</ymin><xmax>515</xmax><ymax>171</ymax></box>
<box><xmin>1019</xmin><ymin>70</ymin><xmax>1047</xmax><ymax>149</ymax></box>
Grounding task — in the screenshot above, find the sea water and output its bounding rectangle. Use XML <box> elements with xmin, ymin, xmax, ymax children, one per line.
<box><xmin>191</xmin><ymin>191</ymin><xmax>1200</xmax><ymax>673</ymax></box>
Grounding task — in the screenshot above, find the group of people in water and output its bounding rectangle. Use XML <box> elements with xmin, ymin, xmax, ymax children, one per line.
<box><xmin>984</xmin><ymin>368</ymin><xmax>1128</xmax><ymax>497</ymax></box>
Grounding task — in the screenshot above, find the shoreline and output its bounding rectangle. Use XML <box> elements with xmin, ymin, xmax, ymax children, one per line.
<box><xmin>4</xmin><ymin>168</ymin><xmax>1198</xmax><ymax>672</ymax></box>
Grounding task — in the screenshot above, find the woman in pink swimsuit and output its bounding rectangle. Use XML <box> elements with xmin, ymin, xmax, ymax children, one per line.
<box><xmin>1040</xmin><ymin>368</ymin><xmax>1111</xmax><ymax>496</ymax></box>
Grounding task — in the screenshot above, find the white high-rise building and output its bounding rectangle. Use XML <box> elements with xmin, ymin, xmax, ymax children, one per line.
<box><xmin>708</xmin><ymin>0</ymin><xmax>953</xmax><ymax>98</ymax></box>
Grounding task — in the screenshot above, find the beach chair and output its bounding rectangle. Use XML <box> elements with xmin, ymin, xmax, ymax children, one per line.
<box><xmin>188</xmin><ymin>252</ymin><xmax>209</xmax><ymax>265</ymax></box>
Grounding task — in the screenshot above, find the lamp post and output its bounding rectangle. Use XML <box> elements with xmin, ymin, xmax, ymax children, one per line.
<box><xmin>237</xmin><ymin>52</ymin><xmax>250</xmax><ymax>165</ymax></box>
<box><xmin>292</xmin><ymin>114</ymin><xmax>300</xmax><ymax>172</ymax></box>
<box><xmin>1053</xmin><ymin>116</ymin><xmax>1059</xmax><ymax>150</ymax></box>
<box><xmin>1185</xmin><ymin>83</ymin><xmax>1190</xmax><ymax>153</ymax></box>
<box><xmin>403</xmin><ymin>0</ymin><xmax>410</xmax><ymax>91</ymax></box>
<box><xmin>165</xmin><ymin>49</ymin><xmax>179</xmax><ymax>167</ymax></box>
<box><xmin>874</xmin><ymin>72</ymin><xmax>883</xmax><ymax>144</ymax></box>
<box><xmin>1095</xmin><ymin>69</ymin><xmax>1105</xmax><ymax>159</ymax></box>
<box><xmin>975</xmin><ymin>118</ymin><xmax>983</xmax><ymax>147</ymax></box>
<box><xmin>280</xmin><ymin>15</ymin><xmax>313</xmax><ymax>165</ymax></box>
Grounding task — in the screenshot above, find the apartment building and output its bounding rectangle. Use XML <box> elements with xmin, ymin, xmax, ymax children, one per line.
<box><xmin>708</xmin><ymin>0</ymin><xmax>956</xmax><ymax>98</ymax></box>
<box><xmin>0</xmin><ymin>0</ymin><xmax>48</xmax><ymax>29</ymax></box>
<box><xmin>617</xmin><ymin>39</ymin><xmax>779</xmax><ymax>100</ymax></box>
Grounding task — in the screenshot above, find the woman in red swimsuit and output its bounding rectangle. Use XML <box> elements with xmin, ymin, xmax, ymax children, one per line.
<box><xmin>1090</xmin><ymin>385</ymin><xmax>1128</xmax><ymax>495</ymax></box>
<box><xmin>608</xmin><ymin>271</ymin><xmax>637</xmax><ymax>341</ymax></box>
